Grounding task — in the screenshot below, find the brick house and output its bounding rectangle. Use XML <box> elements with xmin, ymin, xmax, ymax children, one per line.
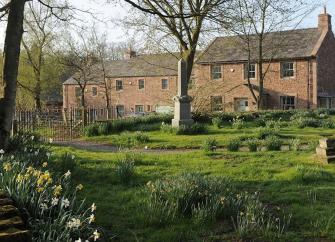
<box><xmin>194</xmin><ymin>10</ymin><xmax>335</xmax><ymax>112</ymax></box>
<box><xmin>63</xmin><ymin>10</ymin><xmax>335</xmax><ymax>115</ymax></box>
<box><xmin>63</xmin><ymin>52</ymin><xmax>179</xmax><ymax>118</ymax></box>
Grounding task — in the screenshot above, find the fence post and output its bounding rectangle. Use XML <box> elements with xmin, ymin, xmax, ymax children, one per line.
<box><xmin>11</xmin><ymin>120</ymin><xmax>18</xmax><ymax>136</ymax></box>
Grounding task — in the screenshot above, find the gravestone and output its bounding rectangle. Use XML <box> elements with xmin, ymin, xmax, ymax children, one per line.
<box><xmin>316</xmin><ymin>138</ymin><xmax>335</xmax><ymax>163</ymax></box>
<box><xmin>172</xmin><ymin>59</ymin><xmax>194</xmax><ymax>128</ymax></box>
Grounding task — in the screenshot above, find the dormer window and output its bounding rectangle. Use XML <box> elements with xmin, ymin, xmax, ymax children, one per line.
<box><xmin>92</xmin><ymin>87</ymin><xmax>97</xmax><ymax>96</ymax></box>
<box><xmin>211</xmin><ymin>65</ymin><xmax>222</xmax><ymax>80</ymax></box>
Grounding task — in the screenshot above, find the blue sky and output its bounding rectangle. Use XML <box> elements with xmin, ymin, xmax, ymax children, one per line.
<box><xmin>0</xmin><ymin>0</ymin><xmax>334</xmax><ymax>46</ymax></box>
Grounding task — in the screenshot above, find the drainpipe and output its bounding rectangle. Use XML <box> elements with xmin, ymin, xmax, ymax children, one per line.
<box><xmin>307</xmin><ymin>59</ymin><xmax>311</xmax><ymax>109</ymax></box>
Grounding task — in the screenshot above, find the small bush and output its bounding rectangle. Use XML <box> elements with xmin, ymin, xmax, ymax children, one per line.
<box><xmin>264</xmin><ymin>136</ymin><xmax>283</xmax><ymax>151</ymax></box>
<box><xmin>296</xmin><ymin>165</ymin><xmax>333</xmax><ymax>184</ymax></box>
<box><xmin>289</xmin><ymin>139</ymin><xmax>301</xmax><ymax>151</ymax></box>
<box><xmin>294</xmin><ymin>117</ymin><xmax>321</xmax><ymax>128</ymax></box>
<box><xmin>202</xmin><ymin>138</ymin><xmax>218</xmax><ymax>152</ymax></box>
<box><xmin>144</xmin><ymin>173</ymin><xmax>234</xmax><ymax>224</ymax></box>
<box><xmin>232</xmin><ymin>118</ymin><xmax>245</xmax><ymax>129</ymax></box>
<box><xmin>161</xmin><ymin>123</ymin><xmax>177</xmax><ymax>134</ymax></box>
<box><xmin>257</xmin><ymin>127</ymin><xmax>280</xmax><ymax>140</ymax></box>
<box><xmin>227</xmin><ymin>139</ymin><xmax>241</xmax><ymax>152</ymax></box>
<box><xmin>246</xmin><ymin>139</ymin><xmax>259</xmax><ymax>152</ymax></box>
<box><xmin>134</xmin><ymin>131</ymin><xmax>150</xmax><ymax>143</ymax></box>
<box><xmin>212</xmin><ymin>117</ymin><xmax>222</xmax><ymax>128</ymax></box>
<box><xmin>255</xmin><ymin>118</ymin><xmax>266</xmax><ymax>127</ymax></box>
<box><xmin>85</xmin><ymin>124</ymin><xmax>100</xmax><ymax>137</ymax></box>
<box><xmin>52</xmin><ymin>153</ymin><xmax>77</xmax><ymax>175</ymax></box>
<box><xmin>116</xmin><ymin>157</ymin><xmax>135</xmax><ymax>184</ymax></box>
<box><xmin>321</xmin><ymin>119</ymin><xmax>335</xmax><ymax>129</ymax></box>
<box><xmin>176</xmin><ymin>123</ymin><xmax>208</xmax><ymax>135</ymax></box>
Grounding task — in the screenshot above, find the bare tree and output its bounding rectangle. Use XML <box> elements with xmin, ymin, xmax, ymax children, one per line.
<box><xmin>0</xmin><ymin>0</ymin><xmax>75</xmax><ymax>149</ymax></box>
<box><xmin>20</xmin><ymin>0</ymin><xmax>57</xmax><ymax>111</ymax></box>
<box><xmin>60</xmin><ymin>30</ymin><xmax>99</xmax><ymax>124</ymax></box>
<box><xmin>212</xmin><ymin>0</ymin><xmax>317</xmax><ymax>109</ymax></box>
<box><xmin>119</xmin><ymin>0</ymin><xmax>230</xmax><ymax>84</ymax></box>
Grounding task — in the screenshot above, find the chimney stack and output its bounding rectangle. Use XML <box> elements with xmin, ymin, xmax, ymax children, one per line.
<box><xmin>124</xmin><ymin>48</ymin><xmax>137</xmax><ymax>60</ymax></box>
<box><xmin>318</xmin><ymin>6</ymin><xmax>332</xmax><ymax>32</ymax></box>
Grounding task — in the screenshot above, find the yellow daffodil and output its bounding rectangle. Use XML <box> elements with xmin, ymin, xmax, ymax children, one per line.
<box><xmin>3</xmin><ymin>162</ymin><xmax>12</xmax><ymax>172</ymax></box>
<box><xmin>76</xmin><ymin>184</ymin><xmax>83</xmax><ymax>191</ymax></box>
<box><xmin>53</xmin><ymin>185</ymin><xmax>62</xmax><ymax>197</ymax></box>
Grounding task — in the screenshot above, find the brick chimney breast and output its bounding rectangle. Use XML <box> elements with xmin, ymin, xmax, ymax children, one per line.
<box><xmin>318</xmin><ymin>7</ymin><xmax>332</xmax><ymax>32</ymax></box>
<box><xmin>124</xmin><ymin>49</ymin><xmax>137</xmax><ymax>59</ymax></box>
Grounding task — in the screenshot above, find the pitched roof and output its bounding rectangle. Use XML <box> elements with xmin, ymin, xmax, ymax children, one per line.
<box><xmin>63</xmin><ymin>53</ymin><xmax>180</xmax><ymax>85</ymax></box>
<box><xmin>197</xmin><ymin>28</ymin><xmax>323</xmax><ymax>64</ymax></box>
<box><xmin>105</xmin><ymin>53</ymin><xmax>179</xmax><ymax>78</ymax></box>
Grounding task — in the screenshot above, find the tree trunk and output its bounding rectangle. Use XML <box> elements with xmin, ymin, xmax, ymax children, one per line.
<box><xmin>258</xmin><ymin>37</ymin><xmax>264</xmax><ymax>110</ymax></box>
<box><xmin>0</xmin><ymin>0</ymin><xmax>26</xmax><ymax>150</ymax></box>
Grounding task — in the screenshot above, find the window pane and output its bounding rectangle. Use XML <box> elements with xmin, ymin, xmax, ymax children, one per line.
<box><xmin>75</xmin><ymin>87</ymin><xmax>81</xmax><ymax>97</ymax></box>
<box><xmin>211</xmin><ymin>96</ymin><xmax>223</xmax><ymax>111</ymax></box>
<box><xmin>281</xmin><ymin>62</ymin><xmax>294</xmax><ymax>78</ymax></box>
<box><xmin>280</xmin><ymin>96</ymin><xmax>295</xmax><ymax>110</ymax></box>
<box><xmin>162</xmin><ymin>79</ymin><xmax>168</xmax><ymax>89</ymax></box>
<box><xmin>139</xmin><ymin>79</ymin><xmax>145</xmax><ymax>89</ymax></box>
<box><xmin>92</xmin><ymin>87</ymin><xmax>97</xmax><ymax>96</ymax></box>
<box><xmin>135</xmin><ymin>105</ymin><xmax>144</xmax><ymax>113</ymax></box>
<box><xmin>116</xmin><ymin>80</ymin><xmax>123</xmax><ymax>90</ymax></box>
<box><xmin>244</xmin><ymin>64</ymin><xmax>256</xmax><ymax>79</ymax></box>
<box><xmin>211</xmin><ymin>65</ymin><xmax>222</xmax><ymax>80</ymax></box>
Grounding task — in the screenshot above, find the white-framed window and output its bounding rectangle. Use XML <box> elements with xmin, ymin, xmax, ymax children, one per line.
<box><xmin>135</xmin><ymin>105</ymin><xmax>144</xmax><ymax>113</ymax></box>
<box><xmin>162</xmin><ymin>79</ymin><xmax>169</xmax><ymax>89</ymax></box>
<box><xmin>244</xmin><ymin>63</ymin><xmax>256</xmax><ymax>79</ymax></box>
<box><xmin>92</xmin><ymin>87</ymin><xmax>97</xmax><ymax>96</ymax></box>
<box><xmin>280</xmin><ymin>96</ymin><xmax>295</xmax><ymax>110</ymax></box>
<box><xmin>211</xmin><ymin>65</ymin><xmax>222</xmax><ymax>80</ymax></box>
<box><xmin>139</xmin><ymin>79</ymin><xmax>145</xmax><ymax>90</ymax></box>
<box><xmin>116</xmin><ymin>80</ymin><xmax>123</xmax><ymax>91</ymax></box>
<box><xmin>281</xmin><ymin>62</ymin><xmax>295</xmax><ymax>78</ymax></box>
<box><xmin>211</xmin><ymin>96</ymin><xmax>223</xmax><ymax>111</ymax></box>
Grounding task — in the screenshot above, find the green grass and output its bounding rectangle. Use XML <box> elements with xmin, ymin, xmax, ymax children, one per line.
<box><xmin>83</xmin><ymin>123</ymin><xmax>335</xmax><ymax>149</ymax></box>
<box><xmin>51</xmin><ymin>145</ymin><xmax>335</xmax><ymax>241</ymax></box>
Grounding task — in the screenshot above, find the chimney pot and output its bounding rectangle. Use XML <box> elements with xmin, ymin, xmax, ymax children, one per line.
<box><xmin>318</xmin><ymin>7</ymin><xmax>332</xmax><ymax>32</ymax></box>
<box><xmin>124</xmin><ymin>48</ymin><xmax>137</xmax><ymax>59</ymax></box>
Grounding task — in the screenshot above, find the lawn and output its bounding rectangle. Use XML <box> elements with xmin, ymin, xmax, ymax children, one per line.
<box><xmin>50</xmin><ymin>112</ymin><xmax>335</xmax><ymax>241</ymax></box>
<box><xmin>52</xmin><ymin>146</ymin><xmax>335</xmax><ymax>241</ymax></box>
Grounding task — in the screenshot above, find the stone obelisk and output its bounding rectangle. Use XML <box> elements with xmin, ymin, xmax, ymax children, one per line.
<box><xmin>172</xmin><ymin>59</ymin><xmax>194</xmax><ymax>127</ymax></box>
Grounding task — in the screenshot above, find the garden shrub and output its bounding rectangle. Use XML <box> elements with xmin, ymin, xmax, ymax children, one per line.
<box><xmin>255</xmin><ymin>118</ymin><xmax>266</xmax><ymax>127</ymax></box>
<box><xmin>294</xmin><ymin>117</ymin><xmax>321</xmax><ymax>128</ymax></box>
<box><xmin>257</xmin><ymin>127</ymin><xmax>280</xmax><ymax>140</ymax></box>
<box><xmin>116</xmin><ymin>156</ymin><xmax>135</xmax><ymax>184</ymax></box>
<box><xmin>227</xmin><ymin>139</ymin><xmax>241</xmax><ymax>152</ymax></box>
<box><xmin>161</xmin><ymin>123</ymin><xmax>177</xmax><ymax>134</ymax></box>
<box><xmin>52</xmin><ymin>152</ymin><xmax>77</xmax><ymax>175</ymax></box>
<box><xmin>212</xmin><ymin>117</ymin><xmax>222</xmax><ymax>128</ymax></box>
<box><xmin>295</xmin><ymin>165</ymin><xmax>333</xmax><ymax>184</ymax></box>
<box><xmin>176</xmin><ymin>123</ymin><xmax>208</xmax><ymax>135</ymax></box>
<box><xmin>134</xmin><ymin>131</ymin><xmax>150</xmax><ymax>143</ymax></box>
<box><xmin>144</xmin><ymin>173</ymin><xmax>234</xmax><ymax>224</ymax></box>
<box><xmin>0</xmin><ymin>148</ymin><xmax>99</xmax><ymax>241</ymax></box>
<box><xmin>264</xmin><ymin>135</ymin><xmax>283</xmax><ymax>151</ymax></box>
<box><xmin>85</xmin><ymin>114</ymin><xmax>173</xmax><ymax>136</ymax></box>
<box><xmin>232</xmin><ymin>118</ymin><xmax>245</xmax><ymax>129</ymax></box>
<box><xmin>289</xmin><ymin>139</ymin><xmax>302</xmax><ymax>151</ymax></box>
<box><xmin>202</xmin><ymin>138</ymin><xmax>218</xmax><ymax>152</ymax></box>
<box><xmin>246</xmin><ymin>139</ymin><xmax>259</xmax><ymax>152</ymax></box>
<box><xmin>233</xmin><ymin>192</ymin><xmax>291</xmax><ymax>240</ymax></box>
<box><xmin>321</xmin><ymin>119</ymin><xmax>335</xmax><ymax>129</ymax></box>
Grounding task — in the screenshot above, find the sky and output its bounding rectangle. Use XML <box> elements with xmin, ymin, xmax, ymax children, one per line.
<box><xmin>0</xmin><ymin>0</ymin><xmax>334</xmax><ymax>47</ymax></box>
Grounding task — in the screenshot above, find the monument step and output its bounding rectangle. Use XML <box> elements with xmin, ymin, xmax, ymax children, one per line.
<box><xmin>0</xmin><ymin>205</ymin><xmax>20</xmax><ymax>220</ymax></box>
<box><xmin>0</xmin><ymin>216</ymin><xmax>24</xmax><ymax>230</ymax></box>
<box><xmin>0</xmin><ymin>228</ymin><xmax>31</xmax><ymax>242</ymax></box>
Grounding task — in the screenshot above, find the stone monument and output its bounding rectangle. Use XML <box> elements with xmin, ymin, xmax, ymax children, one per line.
<box><xmin>316</xmin><ymin>138</ymin><xmax>335</xmax><ymax>163</ymax></box>
<box><xmin>172</xmin><ymin>59</ymin><xmax>194</xmax><ymax>128</ymax></box>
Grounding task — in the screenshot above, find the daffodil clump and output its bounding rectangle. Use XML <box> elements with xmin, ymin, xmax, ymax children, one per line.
<box><xmin>0</xmin><ymin>143</ymin><xmax>100</xmax><ymax>242</ymax></box>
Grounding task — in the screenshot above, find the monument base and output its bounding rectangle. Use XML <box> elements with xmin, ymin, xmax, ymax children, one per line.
<box><xmin>172</xmin><ymin>119</ymin><xmax>194</xmax><ymax>127</ymax></box>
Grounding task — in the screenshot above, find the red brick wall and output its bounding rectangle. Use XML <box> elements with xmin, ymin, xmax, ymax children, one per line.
<box><xmin>316</xmin><ymin>31</ymin><xmax>335</xmax><ymax>97</ymax></box>
<box><xmin>193</xmin><ymin>60</ymin><xmax>314</xmax><ymax>112</ymax></box>
<box><xmin>63</xmin><ymin>76</ymin><xmax>177</xmax><ymax>114</ymax></box>
<box><xmin>63</xmin><ymin>84</ymin><xmax>107</xmax><ymax>109</ymax></box>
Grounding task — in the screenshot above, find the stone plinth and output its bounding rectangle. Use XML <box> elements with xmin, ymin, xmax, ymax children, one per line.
<box><xmin>316</xmin><ymin>138</ymin><xmax>335</xmax><ymax>163</ymax></box>
<box><xmin>172</xmin><ymin>95</ymin><xmax>194</xmax><ymax>127</ymax></box>
<box><xmin>171</xmin><ymin>59</ymin><xmax>194</xmax><ymax>128</ymax></box>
